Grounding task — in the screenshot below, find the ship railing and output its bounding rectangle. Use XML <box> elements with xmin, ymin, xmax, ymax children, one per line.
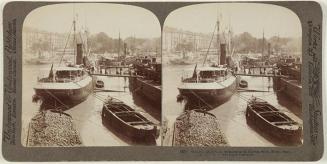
<box><xmin>182</xmin><ymin>75</ymin><xmax>231</xmax><ymax>83</ymax></box>
<box><xmin>37</xmin><ymin>75</ymin><xmax>86</xmax><ymax>83</ymax></box>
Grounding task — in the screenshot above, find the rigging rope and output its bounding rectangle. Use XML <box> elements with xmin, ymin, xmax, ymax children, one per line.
<box><xmin>58</xmin><ymin>22</ymin><xmax>74</xmax><ymax>66</ymax></box>
<box><xmin>202</xmin><ymin>23</ymin><xmax>217</xmax><ymax>66</ymax></box>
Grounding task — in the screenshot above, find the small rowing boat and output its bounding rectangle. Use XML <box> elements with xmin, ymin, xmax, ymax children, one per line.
<box><xmin>95</xmin><ymin>80</ymin><xmax>104</xmax><ymax>88</ymax></box>
<box><xmin>101</xmin><ymin>96</ymin><xmax>158</xmax><ymax>142</ymax></box>
<box><xmin>246</xmin><ymin>97</ymin><xmax>302</xmax><ymax>144</ymax></box>
<box><xmin>239</xmin><ymin>80</ymin><xmax>248</xmax><ymax>88</ymax></box>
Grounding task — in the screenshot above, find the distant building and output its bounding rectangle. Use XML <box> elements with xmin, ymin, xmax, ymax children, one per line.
<box><xmin>163</xmin><ymin>26</ymin><xmax>217</xmax><ymax>53</ymax></box>
<box><xmin>23</xmin><ymin>27</ymin><xmax>67</xmax><ymax>54</ymax></box>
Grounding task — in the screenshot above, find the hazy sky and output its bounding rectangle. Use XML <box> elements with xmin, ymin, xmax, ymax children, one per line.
<box><xmin>164</xmin><ymin>3</ymin><xmax>302</xmax><ymax>38</ymax></box>
<box><xmin>24</xmin><ymin>3</ymin><xmax>161</xmax><ymax>39</ymax></box>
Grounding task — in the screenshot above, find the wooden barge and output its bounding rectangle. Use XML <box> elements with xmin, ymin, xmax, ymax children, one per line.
<box><xmin>246</xmin><ymin>97</ymin><xmax>302</xmax><ymax>144</ymax></box>
<box><xmin>101</xmin><ymin>96</ymin><xmax>158</xmax><ymax>142</ymax></box>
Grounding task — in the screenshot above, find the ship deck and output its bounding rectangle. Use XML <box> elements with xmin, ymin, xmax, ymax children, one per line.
<box><xmin>178</xmin><ymin>75</ymin><xmax>236</xmax><ymax>90</ymax></box>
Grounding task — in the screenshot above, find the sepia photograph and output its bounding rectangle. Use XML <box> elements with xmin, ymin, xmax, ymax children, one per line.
<box><xmin>161</xmin><ymin>3</ymin><xmax>303</xmax><ymax>147</ymax></box>
<box><xmin>2</xmin><ymin>0</ymin><xmax>325</xmax><ymax>161</ymax></box>
<box><xmin>21</xmin><ymin>3</ymin><xmax>162</xmax><ymax>147</ymax></box>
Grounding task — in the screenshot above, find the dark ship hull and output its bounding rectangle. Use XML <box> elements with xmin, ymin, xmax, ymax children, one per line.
<box><xmin>279</xmin><ymin>78</ymin><xmax>301</xmax><ymax>106</ymax></box>
<box><xmin>178</xmin><ymin>76</ymin><xmax>238</xmax><ymax>107</ymax></box>
<box><xmin>131</xmin><ymin>57</ymin><xmax>162</xmax><ymax>111</ymax></box>
<box><xmin>274</xmin><ymin>60</ymin><xmax>302</xmax><ymax>106</ymax></box>
<box><xmin>170</xmin><ymin>59</ymin><xmax>193</xmax><ymax>65</ymax></box>
<box><xmin>129</xmin><ymin>77</ymin><xmax>161</xmax><ymax>110</ymax></box>
<box><xmin>25</xmin><ymin>59</ymin><xmax>52</xmax><ymax>65</ymax></box>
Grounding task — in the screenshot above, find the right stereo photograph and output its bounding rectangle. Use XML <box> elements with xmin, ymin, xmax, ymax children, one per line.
<box><xmin>161</xmin><ymin>3</ymin><xmax>302</xmax><ymax>147</ymax></box>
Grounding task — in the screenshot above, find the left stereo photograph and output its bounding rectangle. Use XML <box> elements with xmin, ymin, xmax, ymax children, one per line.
<box><xmin>22</xmin><ymin>3</ymin><xmax>162</xmax><ymax>147</ymax></box>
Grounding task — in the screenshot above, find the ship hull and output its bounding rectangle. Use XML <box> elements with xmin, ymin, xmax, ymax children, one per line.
<box><xmin>280</xmin><ymin>78</ymin><xmax>301</xmax><ymax>106</ymax></box>
<box><xmin>273</xmin><ymin>77</ymin><xmax>302</xmax><ymax>106</ymax></box>
<box><xmin>34</xmin><ymin>78</ymin><xmax>93</xmax><ymax>104</ymax></box>
<box><xmin>169</xmin><ymin>60</ymin><xmax>192</xmax><ymax>65</ymax></box>
<box><xmin>129</xmin><ymin>77</ymin><xmax>161</xmax><ymax>110</ymax></box>
<box><xmin>25</xmin><ymin>60</ymin><xmax>52</xmax><ymax>65</ymax></box>
<box><xmin>178</xmin><ymin>76</ymin><xmax>238</xmax><ymax>106</ymax></box>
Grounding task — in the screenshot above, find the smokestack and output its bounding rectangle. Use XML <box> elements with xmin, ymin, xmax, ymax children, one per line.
<box><xmin>76</xmin><ymin>43</ymin><xmax>83</xmax><ymax>65</ymax></box>
<box><xmin>220</xmin><ymin>44</ymin><xmax>226</xmax><ymax>65</ymax></box>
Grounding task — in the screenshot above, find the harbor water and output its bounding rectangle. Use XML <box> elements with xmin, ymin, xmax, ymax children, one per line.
<box><xmin>162</xmin><ymin>64</ymin><xmax>302</xmax><ymax>147</ymax></box>
<box><xmin>22</xmin><ymin>63</ymin><xmax>160</xmax><ymax>146</ymax></box>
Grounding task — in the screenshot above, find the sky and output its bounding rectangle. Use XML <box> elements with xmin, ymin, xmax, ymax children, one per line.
<box><xmin>164</xmin><ymin>3</ymin><xmax>302</xmax><ymax>38</ymax></box>
<box><xmin>24</xmin><ymin>3</ymin><xmax>161</xmax><ymax>39</ymax></box>
<box><xmin>24</xmin><ymin>3</ymin><xmax>302</xmax><ymax>39</ymax></box>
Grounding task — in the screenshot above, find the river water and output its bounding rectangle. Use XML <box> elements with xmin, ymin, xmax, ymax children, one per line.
<box><xmin>162</xmin><ymin>64</ymin><xmax>302</xmax><ymax>147</ymax></box>
<box><xmin>22</xmin><ymin>63</ymin><xmax>160</xmax><ymax>146</ymax></box>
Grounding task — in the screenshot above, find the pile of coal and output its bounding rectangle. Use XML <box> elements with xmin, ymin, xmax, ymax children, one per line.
<box><xmin>27</xmin><ymin>111</ymin><xmax>82</xmax><ymax>147</ymax></box>
<box><xmin>174</xmin><ymin>110</ymin><xmax>229</xmax><ymax>146</ymax></box>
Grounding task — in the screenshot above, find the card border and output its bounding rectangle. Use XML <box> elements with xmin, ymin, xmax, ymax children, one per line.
<box><xmin>2</xmin><ymin>1</ymin><xmax>324</xmax><ymax>161</ymax></box>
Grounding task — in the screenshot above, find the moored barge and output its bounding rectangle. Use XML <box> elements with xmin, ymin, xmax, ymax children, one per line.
<box><xmin>246</xmin><ymin>97</ymin><xmax>302</xmax><ymax>144</ymax></box>
<box><xmin>101</xmin><ymin>96</ymin><xmax>159</xmax><ymax>142</ymax></box>
<box><xmin>130</xmin><ymin>57</ymin><xmax>161</xmax><ymax>110</ymax></box>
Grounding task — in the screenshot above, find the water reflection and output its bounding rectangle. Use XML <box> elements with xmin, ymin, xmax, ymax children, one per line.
<box><xmin>129</xmin><ymin>78</ymin><xmax>162</xmax><ymax>121</ymax></box>
<box><xmin>131</xmin><ymin>91</ymin><xmax>161</xmax><ymax>121</ymax></box>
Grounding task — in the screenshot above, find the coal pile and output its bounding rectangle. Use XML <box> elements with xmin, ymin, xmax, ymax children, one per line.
<box><xmin>27</xmin><ymin>111</ymin><xmax>82</xmax><ymax>147</ymax></box>
<box><xmin>174</xmin><ymin>110</ymin><xmax>229</xmax><ymax>146</ymax></box>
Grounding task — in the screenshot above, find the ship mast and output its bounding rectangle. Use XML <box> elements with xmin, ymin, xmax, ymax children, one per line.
<box><xmin>202</xmin><ymin>17</ymin><xmax>218</xmax><ymax>66</ymax></box>
<box><xmin>73</xmin><ymin>17</ymin><xmax>76</xmax><ymax>64</ymax></box>
<box><xmin>118</xmin><ymin>31</ymin><xmax>121</xmax><ymax>59</ymax></box>
<box><xmin>228</xmin><ymin>17</ymin><xmax>232</xmax><ymax>56</ymax></box>
<box><xmin>262</xmin><ymin>29</ymin><xmax>265</xmax><ymax>60</ymax></box>
<box><xmin>216</xmin><ymin>16</ymin><xmax>220</xmax><ymax>65</ymax></box>
<box><xmin>202</xmin><ymin>11</ymin><xmax>222</xmax><ymax>66</ymax></box>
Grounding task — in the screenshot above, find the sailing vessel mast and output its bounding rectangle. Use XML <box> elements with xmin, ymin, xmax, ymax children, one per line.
<box><xmin>262</xmin><ymin>29</ymin><xmax>265</xmax><ymax>60</ymax></box>
<box><xmin>216</xmin><ymin>17</ymin><xmax>220</xmax><ymax>65</ymax></box>
<box><xmin>202</xmin><ymin>15</ymin><xmax>219</xmax><ymax>66</ymax></box>
<box><xmin>118</xmin><ymin>31</ymin><xmax>121</xmax><ymax>59</ymax></box>
<box><xmin>73</xmin><ymin>18</ymin><xmax>76</xmax><ymax>64</ymax></box>
<box><xmin>228</xmin><ymin>19</ymin><xmax>232</xmax><ymax>56</ymax></box>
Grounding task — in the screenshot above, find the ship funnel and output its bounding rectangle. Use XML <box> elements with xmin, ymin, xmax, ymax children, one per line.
<box><xmin>76</xmin><ymin>43</ymin><xmax>83</xmax><ymax>65</ymax></box>
<box><xmin>220</xmin><ymin>44</ymin><xmax>226</xmax><ymax>65</ymax></box>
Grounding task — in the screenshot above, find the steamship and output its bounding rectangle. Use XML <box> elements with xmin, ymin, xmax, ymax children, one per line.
<box><xmin>34</xmin><ymin>19</ymin><xmax>93</xmax><ymax>104</ymax></box>
<box><xmin>178</xmin><ymin>19</ymin><xmax>238</xmax><ymax>106</ymax></box>
<box><xmin>178</xmin><ymin>49</ymin><xmax>238</xmax><ymax>105</ymax></box>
